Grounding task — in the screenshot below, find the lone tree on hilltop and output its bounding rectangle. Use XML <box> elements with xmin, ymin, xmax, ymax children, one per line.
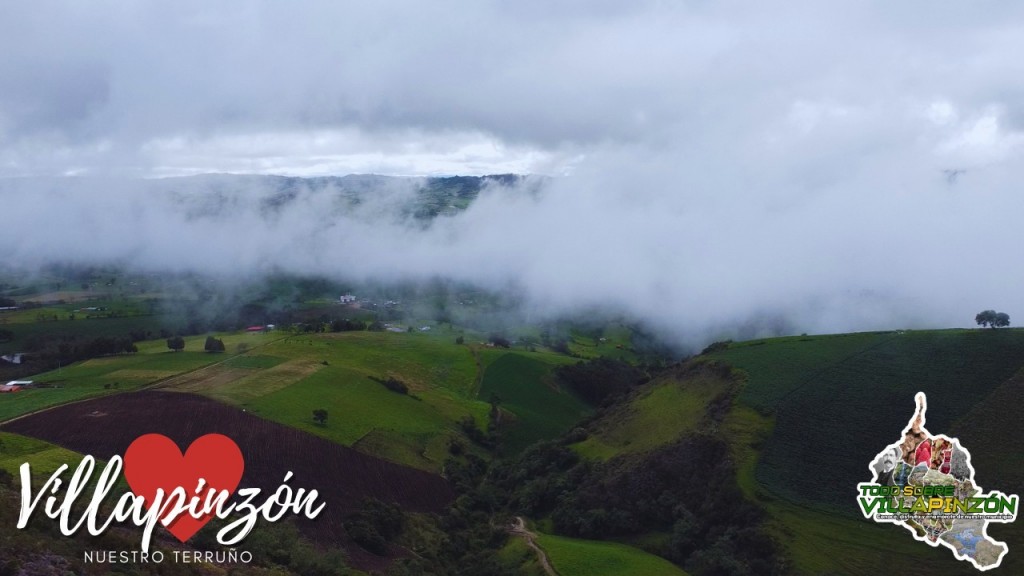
<box><xmin>976</xmin><ymin>310</ymin><xmax>1011</xmax><ymax>328</ymax></box>
<box><xmin>313</xmin><ymin>408</ymin><xmax>328</xmax><ymax>426</ymax></box>
<box><xmin>166</xmin><ymin>336</ymin><xmax>185</xmax><ymax>352</ymax></box>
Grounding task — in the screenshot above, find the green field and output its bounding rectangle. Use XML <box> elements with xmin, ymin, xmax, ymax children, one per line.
<box><xmin>156</xmin><ymin>331</ymin><xmax>491</xmax><ymax>471</ymax></box>
<box><xmin>709</xmin><ymin>329</ymin><xmax>1024</xmax><ymax>575</ymax></box>
<box><xmin>536</xmin><ymin>532</ymin><xmax>690</xmax><ymax>576</ymax></box>
<box><xmin>0</xmin><ymin>432</ymin><xmax>83</xmax><ymax>478</ymax></box>
<box><xmin>9</xmin><ymin>303</ymin><xmax>1024</xmax><ymax>576</ymax></box>
<box><xmin>248</xmin><ymin>365</ymin><xmax>478</xmax><ymax>470</ymax></box>
<box><xmin>0</xmin><ymin>314</ymin><xmax>166</xmax><ymax>354</ymax></box>
<box><xmin>564</xmin><ymin>324</ymin><xmax>641</xmax><ymax>362</ymax></box>
<box><xmin>554</xmin><ymin>329</ymin><xmax>1024</xmax><ymax>575</ymax></box>
<box><xmin>951</xmin><ymin>370</ymin><xmax>1024</xmax><ymax>493</ymax></box>
<box><xmin>5</xmin><ymin>328</ymin><xmax>591</xmax><ymax>472</ymax></box>
<box><xmin>708</xmin><ymin>329</ymin><xmax>1024</xmax><ymax>515</ymax></box>
<box><xmin>477</xmin><ymin>351</ymin><xmax>590</xmax><ymax>453</ymax></box>
<box><xmin>571</xmin><ymin>364</ymin><xmax>731</xmax><ymax>460</ymax></box>
<box><xmin>497</xmin><ymin>536</ymin><xmax>547</xmax><ymax>576</ymax></box>
<box><xmin>0</xmin><ymin>332</ymin><xmax>274</xmax><ymax>422</ymax></box>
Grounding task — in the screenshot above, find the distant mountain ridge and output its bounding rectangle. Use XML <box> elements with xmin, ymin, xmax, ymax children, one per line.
<box><xmin>154</xmin><ymin>173</ymin><xmax>534</xmax><ymax>221</ymax></box>
<box><xmin>0</xmin><ymin>173</ymin><xmax>539</xmax><ymax>223</ymax></box>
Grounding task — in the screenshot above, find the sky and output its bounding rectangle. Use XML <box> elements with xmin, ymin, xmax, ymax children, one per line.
<box><xmin>3</xmin><ymin>1</ymin><xmax>1024</xmax><ymax>344</ymax></box>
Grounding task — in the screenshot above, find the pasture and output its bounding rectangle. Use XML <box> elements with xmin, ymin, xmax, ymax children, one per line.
<box><xmin>536</xmin><ymin>532</ymin><xmax>690</xmax><ymax>576</ymax></box>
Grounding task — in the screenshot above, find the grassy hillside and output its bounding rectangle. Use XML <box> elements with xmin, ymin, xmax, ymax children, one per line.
<box><xmin>536</xmin><ymin>532</ymin><xmax>690</xmax><ymax>576</ymax></box>
<box><xmin>571</xmin><ymin>365</ymin><xmax>731</xmax><ymax>460</ymax></box>
<box><xmin>562</xmin><ymin>328</ymin><xmax>1024</xmax><ymax>575</ymax></box>
<box><xmin>478</xmin><ymin>351</ymin><xmax>589</xmax><ymax>453</ymax></box>
<box><xmin>174</xmin><ymin>331</ymin><xmax>484</xmax><ymax>471</ymax></box>
<box><xmin>161</xmin><ymin>333</ymin><xmax>593</xmax><ymax>470</ymax></box>
<box><xmin>11</xmin><ymin>313</ymin><xmax>1022</xmax><ymax>575</ymax></box>
<box><xmin>0</xmin><ymin>331</ymin><xmax>272</xmax><ymax>421</ymax></box>
<box><xmin>3</xmin><ymin>328</ymin><xmax>591</xmax><ymax>472</ymax></box>
<box><xmin>0</xmin><ymin>431</ymin><xmax>83</xmax><ymax>477</ymax></box>
<box><xmin>707</xmin><ymin>328</ymin><xmax>1024</xmax><ymax>514</ymax></box>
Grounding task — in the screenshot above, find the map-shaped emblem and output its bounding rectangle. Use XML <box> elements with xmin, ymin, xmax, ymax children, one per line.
<box><xmin>857</xmin><ymin>392</ymin><xmax>1018</xmax><ymax>571</ymax></box>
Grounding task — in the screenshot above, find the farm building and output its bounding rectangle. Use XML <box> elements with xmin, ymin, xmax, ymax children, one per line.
<box><xmin>246</xmin><ymin>326</ymin><xmax>265</xmax><ymax>332</ymax></box>
<box><xmin>339</xmin><ymin>294</ymin><xmax>357</xmax><ymax>303</ymax></box>
<box><xmin>1</xmin><ymin>353</ymin><xmax>26</xmax><ymax>364</ymax></box>
<box><xmin>4</xmin><ymin>380</ymin><xmax>34</xmax><ymax>388</ymax></box>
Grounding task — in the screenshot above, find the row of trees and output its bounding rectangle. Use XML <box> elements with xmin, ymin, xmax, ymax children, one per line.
<box><xmin>165</xmin><ymin>335</ymin><xmax>225</xmax><ymax>352</ymax></box>
<box><xmin>976</xmin><ymin>310</ymin><xmax>1011</xmax><ymax>328</ymax></box>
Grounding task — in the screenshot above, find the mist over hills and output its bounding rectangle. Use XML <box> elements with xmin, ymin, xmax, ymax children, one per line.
<box><xmin>1</xmin><ymin>169</ymin><xmax>1020</xmax><ymax>349</ymax></box>
<box><xmin>5</xmin><ymin>3</ymin><xmax>1024</xmax><ymax>347</ymax></box>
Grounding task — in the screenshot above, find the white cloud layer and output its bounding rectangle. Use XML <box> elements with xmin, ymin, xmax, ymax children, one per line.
<box><xmin>3</xmin><ymin>1</ymin><xmax>1024</xmax><ymax>345</ymax></box>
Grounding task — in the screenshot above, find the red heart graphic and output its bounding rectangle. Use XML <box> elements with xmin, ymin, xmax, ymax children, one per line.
<box><xmin>123</xmin><ymin>433</ymin><xmax>244</xmax><ymax>543</ymax></box>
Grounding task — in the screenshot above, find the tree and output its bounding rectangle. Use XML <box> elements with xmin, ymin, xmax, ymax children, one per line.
<box><xmin>204</xmin><ymin>336</ymin><xmax>226</xmax><ymax>353</ymax></box>
<box><xmin>313</xmin><ymin>408</ymin><xmax>328</xmax><ymax>426</ymax></box>
<box><xmin>976</xmin><ymin>310</ymin><xmax>1010</xmax><ymax>328</ymax></box>
<box><xmin>976</xmin><ymin>310</ymin><xmax>996</xmax><ymax>327</ymax></box>
<box><xmin>166</xmin><ymin>336</ymin><xmax>185</xmax><ymax>352</ymax></box>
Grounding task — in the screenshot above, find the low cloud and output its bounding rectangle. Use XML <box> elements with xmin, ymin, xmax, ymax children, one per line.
<box><xmin>3</xmin><ymin>2</ymin><xmax>1024</xmax><ymax>346</ymax></box>
<box><xmin>3</xmin><ymin>159</ymin><xmax>1022</xmax><ymax>349</ymax></box>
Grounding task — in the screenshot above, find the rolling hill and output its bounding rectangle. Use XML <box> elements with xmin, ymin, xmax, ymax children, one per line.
<box><xmin>5</xmin><ymin>322</ymin><xmax>1023</xmax><ymax>575</ymax></box>
<box><xmin>552</xmin><ymin>328</ymin><xmax>1024</xmax><ymax>575</ymax></box>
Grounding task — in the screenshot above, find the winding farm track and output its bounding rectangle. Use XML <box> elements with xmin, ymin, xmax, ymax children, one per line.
<box><xmin>510</xmin><ymin>516</ymin><xmax>559</xmax><ymax>576</ymax></box>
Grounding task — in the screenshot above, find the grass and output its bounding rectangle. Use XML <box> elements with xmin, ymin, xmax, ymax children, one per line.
<box><xmin>713</xmin><ymin>395</ymin><xmax>981</xmax><ymax>574</ymax></box>
<box><xmin>710</xmin><ymin>329</ymin><xmax>1024</xmax><ymax>515</ymax></box>
<box><xmin>704</xmin><ymin>329</ymin><xmax>1024</xmax><ymax>575</ymax></box>
<box><xmin>571</xmin><ymin>368</ymin><xmax>731</xmax><ymax>461</ymax></box>
<box><xmin>245</xmin><ymin>365</ymin><xmax>485</xmax><ymax>471</ymax></box>
<box><xmin>763</xmin><ymin>500</ymin><xmax>989</xmax><ymax>576</ymax></box>
<box><xmin>536</xmin><ymin>532</ymin><xmax>690</xmax><ymax>576</ymax></box>
<box><xmin>477</xmin><ymin>352</ymin><xmax>590</xmax><ymax>453</ymax></box>
<box><xmin>720</xmin><ymin>403</ymin><xmax>774</xmax><ymax>502</ymax></box>
<box><xmin>0</xmin><ymin>332</ymin><xmax>276</xmax><ymax>423</ymax></box>
<box><xmin>946</xmin><ymin>370</ymin><xmax>1024</xmax><ymax>575</ymax></box>
<box><xmin>153</xmin><ymin>331</ymin><xmax>493</xmax><ymax>471</ymax></box>
<box><xmin>552</xmin><ymin>328</ymin><xmax>1024</xmax><ymax>575</ymax></box>
<box><xmin>222</xmin><ymin>354</ymin><xmax>287</xmax><ymax>369</ymax></box>
<box><xmin>496</xmin><ymin>534</ymin><xmax>547</xmax><ymax>576</ymax></box>
<box><xmin>0</xmin><ymin>432</ymin><xmax>133</xmax><ymax>512</ymax></box>
<box><xmin>951</xmin><ymin>369</ymin><xmax>1024</xmax><ymax>493</ymax></box>
<box><xmin>4</xmin><ymin>327</ymin><xmax>590</xmax><ymax>472</ymax></box>
<box><xmin>705</xmin><ymin>331</ymin><xmax>896</xmax><ymax>413</ymax></box>
<box><xmin>0</xmin><ymin>431</ymin><xmax>83</xmax><ymax>478</ymax></box>
<box><xmin>564</xmin><ymin>324</ymin><xmax>640</xmax><ymax>362</ymax></box>
<box><xmin>0</xmin><ymin>314</ymin><xmax>167</xmax><ymax>355</ymax></box>
<box><xmin>154</xmin><ymin>331</ymin><xmax>582</xmax><ymax>470</ymax></box>
<box><xmin>316</xmin><ymin>331</ymin><xmax>479</xmax><ymax>396</ymax></box>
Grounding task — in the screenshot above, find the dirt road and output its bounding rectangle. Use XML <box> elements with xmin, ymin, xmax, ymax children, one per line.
<box><xmin>510</xmin><ymin>516</ymin><xmax>559</xmax><ymax>576</ymax></box>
